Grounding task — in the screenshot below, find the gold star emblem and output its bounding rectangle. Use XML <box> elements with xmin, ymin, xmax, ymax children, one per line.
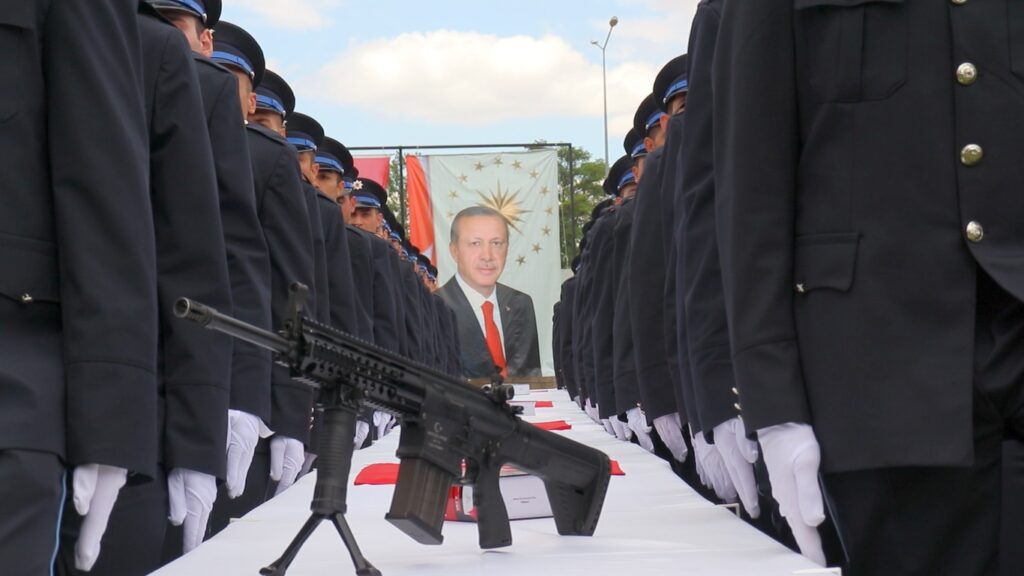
<box><xmin>448</xmin><ymin>190</ymin><xmax>459</xmax><ymax>199</ymax></box>
<box><xmin>540</xmin><ymin>185</ymin><xmax>550</xmax><ymax>195</ymax></box>
<box><xmin>529</xmin><ymin>170</ymin><xmax>539</xmax><ymax>179</ymax></box>
<box><xmin>512</xmin><ymin>160</ymin><xmax>523</xmax><ymax>170</ymax></box>
<box><xmin>544</xmin><ymin>206</ymin><xmax>555</xmax><ymax>216</ymax></box>
<box><xmin>474</xmin><ymin>162</ymin><xmax>485</xmax><ymax>172</ymax></box>
<box><xmin>542</xmin><ymin>226</ymin><xmax>551</xmax><ymax>236</ymax></box>
<box><xmin>474</xmin><ymin>180</ymin><xmax>531</xmax><ymax>234</ymax></box>
<box><xmin>531</xmin><ymin>243</ymin><xmax>542</xmax><ymax>254</ymax></box>
<box><xmin>458</xmin><ymin>174</ymin><xmax>468</xmax><ymax>183</ymax></box>
<box><xmin>493</xmin><ymin>156</ymin><xmax>504</xmax><ymax>166</ymax></box>
<box><xmin>516</xmin><ymin>255</ymin><xmax>527</xmax><ymax>266</ymax></box>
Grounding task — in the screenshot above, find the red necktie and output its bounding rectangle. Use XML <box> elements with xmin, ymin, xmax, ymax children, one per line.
<box><xmin>482</xmin><ymin>301</ymin><xmax>507</xmax><ymax>377</ymax></box>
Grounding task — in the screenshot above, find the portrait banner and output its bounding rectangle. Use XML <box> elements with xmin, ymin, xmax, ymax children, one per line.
<box><xmin>408</xmin><ymin>149</ymin><xmax>561</xmax><ymax>377</ymax></box>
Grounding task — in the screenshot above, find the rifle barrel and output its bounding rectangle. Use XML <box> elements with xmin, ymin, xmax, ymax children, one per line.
<box><xmin>174</xmin><ymin>297</ymin><xmax>290</xmax><ymax>355</ymax></box>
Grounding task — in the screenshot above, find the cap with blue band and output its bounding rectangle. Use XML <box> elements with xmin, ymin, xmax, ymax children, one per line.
<box><xmin>663</xmin><ymin>78</ymin><xmax>689</xmax><ymax>104</ymax></box>
<box><xmin>354</xmin><ymin>194</ymin><xmax>381</xmax><ymax>209</ymax></box>
<box><xmin>211</xmin><ymin>50</ymin><xmax>254</xmax><ymax>79</ymax></box>
<box><xmin>256</xmin><ymin>94</ymin><xmax>285</xmax><ymax>116</ymax></box>
<box><xmin>618</xmin><ymin>171</ymin><xmax>636</xmax><ymax>190</ymax></box>
<box><xmin>287</xmin><ymin>136</ymin><xmax>316</xmax><ymax>152</ymax></box>
<box><xmin>316</xmin><ymin>155</ymin><xmax>344</xmax><ymax>174</ymax></box>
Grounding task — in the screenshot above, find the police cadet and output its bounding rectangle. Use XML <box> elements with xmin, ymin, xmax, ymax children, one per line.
<box><xmin>572</xmin><ymin>201</ymin><xmax>615</xmax><ymax>432</ymax></box>
<box><xmin>611</xmin><ymin>128</ymin><xmax>648</xmax><ymax>441</ymax></box>
<box><xmin>382</xmin><ymin>208</ymin><xmax>413</xmax><ymax>358</ymax></box>
<box><xmin>0</xmin><ymin>2</ymin><xmax>158</xmax><ymax>574</ymax></box>
<box><xmin>716</xmin><ymin>2</ymin><xmax>1024</xmax><ymax>573</ymax></box>
<box><xmin>283</xmin><ymin>112</ymin><xmax>330</xmax><ymax>326</ymax></box>
<box><xmin>583</xmin><ymin>174</ymin><xmax>629</xmax><ymax>440</ymax></box>
<box><xmin>314</xmin><ymin>137</ymin><xmax>375</xmax><ymax>341</ymax></box>
<box><xmin>557</xmin><ymin>258</ymin><xmax>582</xmax><ymax>402</ymax></box>
<box><xmin>206</xmin><ymin>22</ymin><xmax>316</xmax><ymax>532</ymax></box>
<box><xmin>670</xmin><ymin>0</ymin><xmax>765</xmax><ymax>529</ymax></box>
<box><xmin>56</xmin><ymin>4</ymin><xmax>234</xmax><ymax>574</ymax></box>
<box><xmin>625</xmin><ymin>88</ymin><xmax>697</xmax><ymax>471</ymax></box>
<box><xmin>150</xmin><ymin>1</ymin><xmax>276</xmax><ymax>556</ymax></box>
<box><xmin>593</xmin><ymin>156</ymin><xmax>658</xmax><ymax>450</ymax></box>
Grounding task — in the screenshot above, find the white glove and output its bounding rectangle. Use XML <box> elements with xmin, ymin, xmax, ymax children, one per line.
<box><xmin>373</xmin><ymin>412</ymin><xmax>393</xmax><ymax>439</ymax></box>
<box><xmin>72</xmin><ymin>464</ymin><xmax>128</xmax><ymax>572</ymax></box>
<box><xmin>572</xmin><ymin>395</ymin><xmax>580</xmax><ymax>408</ymax></box>
<box><xmin>270</xmin><ymin>435</ymin><xmax>305</xmax><ymax>495</ymax></box>
<box><xmin>599</xmin><ymin>418</ymin><xmax>614</xmax><ymax>435</ymax></box>
<box><xmin>625</xmin><ymin>407</ymin><xmax>656</xmax><ymax>452</ymax></box>
<box><xmin>167</xmin><ymin>468</ymin><xmax>217</xmax><ymax>553</ymax></box>
<box><xmin>652</xmin><ymin>413</ymin><xmax>689</xmax><ymax>463</ymax></box>
<box><xmin>225</xmin><ymin>410</ymin><xmax>270</xmax><ymax>499</ymax></box>
<box><xmin>583</xmin><ymin>402</ymin><xmax>601</xmax><ymax>424</ymax></box>
<box><xmin>354</xmin><ymin>420</ymin><xmax>371</xmax><ymax>449</ymax></box>
<box><xmin>608</xmin><ymin>416</ymin><xmax>630</xmax><ymax>442</ymax></box>
<box><xmin>692</xmin><ymin>432</ymin><xmax>738</xmax><ymax>502</ymax></box>
<box><xmin>711</xmin><ymin>418</ymin><xmax>761</xmax><ymax>518</ymax></box>
<box><xmin>757</xmin><ymin>423</ymin><xmax>826</xmax><ymax>566</ymax></box>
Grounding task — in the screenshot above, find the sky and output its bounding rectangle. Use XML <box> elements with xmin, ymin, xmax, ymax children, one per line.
<box><xmin>220</xmin><ymin>0</ymin><xmax>701</xmax><ymax>164</ymax></box>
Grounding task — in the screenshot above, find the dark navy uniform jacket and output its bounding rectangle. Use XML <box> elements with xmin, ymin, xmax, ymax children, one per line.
<box><xmin>0</xmin><ymin>0</ymin><xmax>159</xmax><ymax>477</ymax></box>
<box><xmin>367</xmin><ymin>234</ymin><xmax>402</xmax><ymax>354</ymax></box>
<box><xmin>715</xmin><ymin>0</ymin><xmax>1024</xmax><ymax>472</ymax></box>
<box><xmin>193</xmin><ymin>54</ymin><xmax>273</xmax><ymax>425</ymax></box>
<box><xmin>676</xmin><ymin>0</ymin><xmax>733</xmax><ymax>438</ymax></box>
<box><xmin>557</xmin><ymin>278</ymin><xmax>579</xmax><ymax>400</ymax></box>
<box><xmin>587</xmin><ymin>211</ymin><xmax>621</xmax><ymax>419</ymax></box>
<box><xmin>315</xmin><ymin>192</ymin><xmax>360</xmax><ymax>337</ymax></box>
<box><xmin>246</xmin><ymin>123</ymin><xmax>315</xmax><ymax>444</ymax></box>
<box><xmin>301</xmin><ymin>181</ymin><xmax>328</xmax><ymax>326</ymax></box>
<box><xmin>611</xmin><ymin>199</ymin><xmax>642</xmax><ymax>415</ymax></box>
<box><xmin>139</xmin><ymin>8</ymin><xmax>233</xmax><ymax>478</ymax></box>
<box><xmin>626</xmin><ymin>146</ymin><xmax>685</xmax><ymax>423</ymax></box>
<box><xmin>344</xmin><ymin>225</ymin><xmax>376</xmax><ymax>342</ymax></box>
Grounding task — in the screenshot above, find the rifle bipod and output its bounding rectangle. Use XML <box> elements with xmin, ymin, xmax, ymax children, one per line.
<box><xmin>260</xmin><ymin>405</ymin><xmax>381</xmax><ymax>576</ymax></box>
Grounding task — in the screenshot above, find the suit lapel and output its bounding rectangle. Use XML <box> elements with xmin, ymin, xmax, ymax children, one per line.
<box><xmin>440</xmin><ymin>279</ymin><xmax>491</xmax><ymax>376</ymax></box>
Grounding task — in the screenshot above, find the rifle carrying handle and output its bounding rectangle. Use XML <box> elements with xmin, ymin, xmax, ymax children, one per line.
<box><xmin>472</xmin><ymin>463</ymin><xmax>512</xmax><ymax>549</ymax></box>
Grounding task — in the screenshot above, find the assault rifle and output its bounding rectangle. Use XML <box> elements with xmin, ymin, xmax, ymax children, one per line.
<box><xmin>175</xmin><ymin>284</ymin><xmax>610</xmax><ymax>576</ymax></box>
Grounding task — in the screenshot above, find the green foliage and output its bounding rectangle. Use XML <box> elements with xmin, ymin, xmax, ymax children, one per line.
<box><xmin>549</xmin><ymin>145</ymin><xmax>608</xmax><ymax>269</ymax></box>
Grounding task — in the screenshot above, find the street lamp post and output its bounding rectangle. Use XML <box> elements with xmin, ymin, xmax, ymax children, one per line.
<box><xmin>591</xmin><ymin>16</ymin><xmax>618</xmax><ymax>173</ymax></box>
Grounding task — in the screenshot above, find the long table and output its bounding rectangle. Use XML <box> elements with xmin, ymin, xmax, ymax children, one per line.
<box><xmin>154</xmin><ymin>389</ymin><xmax>835</xmax><ymax>576</ymax></box>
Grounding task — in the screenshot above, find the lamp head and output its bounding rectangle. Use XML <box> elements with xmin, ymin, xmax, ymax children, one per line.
<box><xmin>609</xmin><ymin>16</ymin><xmax>619</xmax><ymax>27</ymax></box>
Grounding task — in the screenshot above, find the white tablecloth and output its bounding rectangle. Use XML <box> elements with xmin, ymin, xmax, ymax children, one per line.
<box><xmin>154</xmin><ymin>389</ymin><xmax>835</xmax><ymax>576</ymax></box>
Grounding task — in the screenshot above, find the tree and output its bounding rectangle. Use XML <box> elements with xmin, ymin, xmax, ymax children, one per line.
<box><xmin>387</xmin><ymin>154</ymin><xmax>405</xmax><ymax>226</ymax></box>
<box><xmin>554</xmin><ymin>146</ymin><xmax>608</xmax><ymax>269</ymax></box>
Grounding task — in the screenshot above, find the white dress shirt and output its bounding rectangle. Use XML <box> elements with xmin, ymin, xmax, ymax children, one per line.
<box><xmin>455</xmin><ymin>273</ymin><xmax>505</xmax><ymax>350</ymax></box>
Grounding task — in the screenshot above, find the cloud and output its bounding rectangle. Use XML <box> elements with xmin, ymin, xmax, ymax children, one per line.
<box><xmin>595</xmin><ymin>0</ymin><xmax>701</xmax><ymax>61</ymax></box>
<box><xmin>222</xmin><ymin>0</ymin><xmax>340</xmax><ymax>30</ymax></box>
<box><xmin>300</xmin><ymin>30</ymin><xmax>658</xmax><ymax>129</ymax></box>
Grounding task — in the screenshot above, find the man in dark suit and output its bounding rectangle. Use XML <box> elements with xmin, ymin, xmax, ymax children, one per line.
<box><xmin>0</xmin><ymin>2</ymin><xmax>158</xmax><ymax>573</ymax></box>
<box><xmin>438</xmin><ymin>206</ymin><xmax>541</xmax><ymax>379</ymax></box>
<box><xmin>716</xmin><ymin>1</ymin><xmax>1024</xmax><ymax>573</ymax></box>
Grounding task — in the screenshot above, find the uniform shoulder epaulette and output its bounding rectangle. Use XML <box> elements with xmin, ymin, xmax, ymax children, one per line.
<box><xmin>246</xmin><ymin>122</ymin><xmax>287</xmax><ymax>145</ymax></box>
